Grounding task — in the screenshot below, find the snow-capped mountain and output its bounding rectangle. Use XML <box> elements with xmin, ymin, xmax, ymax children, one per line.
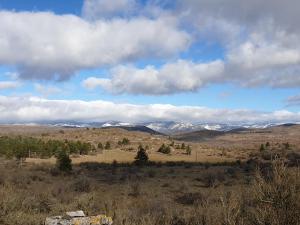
<box><xmin>143</xmin><ymin>122</ymin><xmax>240</xmax><ymax>134</ymax></box>
<box><xmin>16</xmin><ymin>120</ymin><xmax>299</xmax><ymax>134</ymax></box>
<box><xmin>142</xmin><ymin>121</ymin><xmax>296</xmax><ymax>134</ymax></box>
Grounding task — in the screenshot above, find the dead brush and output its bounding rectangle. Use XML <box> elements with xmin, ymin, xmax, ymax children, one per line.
<box><xmin>250</xmin><ymin>160</ymin><xmax>300</xmax><ymax>225</ymax></box>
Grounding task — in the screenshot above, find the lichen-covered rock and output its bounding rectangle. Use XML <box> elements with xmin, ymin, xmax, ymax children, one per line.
<box><xmin>45</xmin><ymin>211</ymin><xmax>113</xmax><ymax>225</ymax></box>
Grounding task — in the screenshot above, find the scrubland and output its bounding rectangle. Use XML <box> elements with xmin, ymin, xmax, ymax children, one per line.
<box><xmin>0</xmin><ymin>125</ymin><xmax>299</xmax><ymax>225</ymax></box>
<box><xmin>0</xmin><ymin>159</ymin><xmax>299</xmax><ymax>225</ymax></box>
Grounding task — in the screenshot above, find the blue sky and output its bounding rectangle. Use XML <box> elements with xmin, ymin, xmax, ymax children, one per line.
<box><xmin>0</xmin><ymin>0</ymin><xmax>299</xmax><ymax>123</ymax></box>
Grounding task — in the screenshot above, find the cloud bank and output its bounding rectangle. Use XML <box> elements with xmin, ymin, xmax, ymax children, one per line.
<box><xmin>0</xmin><ymin>95</ymin><xmax>299</xmax><ymax>124</ymax></box>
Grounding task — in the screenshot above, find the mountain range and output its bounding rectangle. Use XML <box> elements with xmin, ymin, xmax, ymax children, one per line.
<box><xmin>35</xmin><ymin>121</ymin><xmax>300</xmax><ymax>135</ymax></box>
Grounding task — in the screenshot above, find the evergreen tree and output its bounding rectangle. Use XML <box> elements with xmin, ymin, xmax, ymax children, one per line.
<box><xmin>186</xmin><ymin>145</ymin><xmax>192</xmax><ymax>155</ymax></box>
<box><xmin>134</xmin><ymin>145</ymin><xmax>149</xmax><ymax>165</ymax></box>
<box><xmin>56</xmin><ymin>149</ymin><xmax>72</xmax><ymax>172</ymax></box>
<box><xmin>105</xmin><ymin>141</ymin><xmax>111</xmax><ymax>150</ymax></box>
<box><xmin>158</xmin><ymin>144</ymin><xmax>171</xmax><ymax>154</ymax></box>
<box><xmin>97</xmin><ymin>142</ymin><xmax>103</xmax><ymax>150</ymax></box>
<box><xmin>181</xmin><ymin>143</ymin><xmax>186</xmax><ymax>149</ymax></box>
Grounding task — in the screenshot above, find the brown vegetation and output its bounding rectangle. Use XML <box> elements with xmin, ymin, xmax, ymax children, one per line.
<box><xmin>0</xmin><ymin>158</ymin><xmax>299</xmax><ymax>225</ymax></box>
<box><xmin>0</xmin><ymin>125</ymin><xmax>299</xmax><ymax>224</ymax></box>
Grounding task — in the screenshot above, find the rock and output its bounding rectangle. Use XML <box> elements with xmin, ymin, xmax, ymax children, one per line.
<box><xmin>45</xmin><ymin>211</ymin><xmax>113</xmax><ymax>225</ymax></box>
<box><xmin>66</xmin><ymin>210</ymin><xmax>85</xmax><ymax>218</ymax></box>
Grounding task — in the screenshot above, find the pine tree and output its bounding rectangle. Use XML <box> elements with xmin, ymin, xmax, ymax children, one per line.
<box><xmin>134</xmin><ymin>145</ymin><xmax>149</xmax><ymax>165</ymax></box>
<box><xmin>56</xmin><ymin>149</ymin><xmax>72</xmax><ymax>172</ymax></box>
<box><xmin>105</xmin><ymin>141</ymin><xmax>111</xmax><ymax>150</ymax></box>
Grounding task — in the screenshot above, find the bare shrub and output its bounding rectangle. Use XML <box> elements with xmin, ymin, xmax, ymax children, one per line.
<box><xmin>147</xmin><ymin>170</ymin><xmax>156</xmax><ymax>178</ymax></box>
<box><xmin>129</xmin><ymin>182</ymin><xmax>141</xmax><ymax>197</ymax></box>
<box><xmin>201</xmin><ymin>172</ymin><xmax>218</xmax><ymax>188</ymax></box>
<box><xmin>220</xmin><ymin>191</ymin><xmax>245</xmax><ymax>225</ymax></box>
<box><xmin>72</xmin><ymin>177</ymin><xmax>91</xmax><ymax>193</ymax></box>
<box><xmin>249</xmin><ymin>161</ymin><xmax>300</xmax><ymax>225</ymax></box>
<box><xmin>175</xmin><ymin>192</ymin><xmax>207</xmax><ymax>206</ymax></box>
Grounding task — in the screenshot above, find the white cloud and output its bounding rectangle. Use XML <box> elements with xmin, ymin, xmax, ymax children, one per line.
<box><xmin>80</xmin><ymin>1</ymin><xmax>300</xmax><ymax>95</ymax></box>
<box><xmin>0</xmin><ymin>81</ymin><xmax>21</xmax><ymax>90</ymax></box>
<box><xmin>82</xmin><ymin>60</ymin><xmax>224</xmax><ymax>94</ymax></box>
<box><xmin>225</xmin><ymin>31</ymin><xmax>300</xmax><ymax>88</ymax></box>
<box><xmin>0</xmin><ymin>10</ymin><xmax>190</xmax><ymax>80</ymax></box>
<box><xmin>174</xmin><ymin>0</ymin><xmax>300</xmax><ymax>89</ymax></box>
<box><xmin>0</xmin><ymin>95</ymin><xmax>299</xmax><ymax>124</ymax></box>
<box><xmin>2</xmin><ymin>0</ymin><xmax>300</xmax><ymax>95</ymax></box>
<box><xmin>82</xmin><ymin>77</ymin><xmax>110</xmax><ymax>90</ymax></box>
<box><xmin>82</xmin><ymin>42</ymin><xmax>300</xmax><ymax>94</ymax></box>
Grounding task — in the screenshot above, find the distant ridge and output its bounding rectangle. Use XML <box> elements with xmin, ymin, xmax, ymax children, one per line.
<box><xmin>172</xmin><ymin>123</ymin><xmax>300</xmax><ymax>142</ymax></box>
<box><xmin>2</xmin><ymin>121</ymin><xmax>299</xmax><ymax>135</ymax></box>
<box><xmin>172</xmin><ymin>129</ymin><xmax>224</xmax><ymax>142</ymax></box>
<box><xmin>101</xmin><ymin>125</ymin><xmax>164</xmax><ymax>135</ymax></box>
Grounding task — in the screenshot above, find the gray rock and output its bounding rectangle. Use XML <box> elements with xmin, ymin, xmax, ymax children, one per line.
<box><xmin>45</xmin><ymin>211</ymin><xmax>113</xmax><ymax>225</ymax></box>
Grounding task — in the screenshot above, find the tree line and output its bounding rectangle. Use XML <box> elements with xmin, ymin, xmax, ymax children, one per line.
<box><xmin>0</xmin><ymin>136</ymin><xmax>94</xmax><ymax>160</ymax></box>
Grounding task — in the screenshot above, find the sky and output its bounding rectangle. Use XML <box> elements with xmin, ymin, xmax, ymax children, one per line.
<box><xmin>0</xmin><ymin>0</ymin><xmax>299</xmax><ymax>124</ymax></box>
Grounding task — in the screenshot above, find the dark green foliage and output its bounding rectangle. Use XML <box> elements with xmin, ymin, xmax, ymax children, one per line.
<box><xmin>181</xmin><ymin>143</ymin><xmax>186</xmax><ymax>149</ymax></box>
<box><xmin>260</xmin><ymin>144</ymin><xmax>265</xmax><ymax>151</ymax></box>
<box><xmin>105</xmin><ymin>141</ymin><xmax>111</xmax><ymax>150</ymax></box>
<box><xmin>158</xmin><ymin>144</ymin><xmax>171</xmax><ymax>154</ymax></box>
<box><xmin>97</xmin><ymin>142</ymin><xmax>103</xmax><ymax>150</ymax></box>
<box><xmin>118</xmin><ymin>138</ymin><xmax>130</xmax><ymax>146</ymax></box>
<box><xmin>134</xmin><ymin>145</ymin><xmax>149</xmax><ymax>165</ymax></box>
<box><xmin>0</xmin><ymin>136</ymin><xmax>93</xmax><ymax>159</ymax></box>
<box><xmin>56</xmin><ymin>149</ymin><xmax>72</xmax><ymax>172</ymax></box>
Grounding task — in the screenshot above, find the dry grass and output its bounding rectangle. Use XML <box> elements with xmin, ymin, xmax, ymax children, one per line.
<box><xmin>1</xmin><ymin>125</ymin><xmax>299</xmax><ymax>165</ymax></box>
<box><xmin>0</xmin><ymin>125</ymin><xmax>299</xmax><ymax>225</ymax></box>
<box><xmin>0</xmin><ymin>157</ymin><xmax>299</xmax><ymax>225</ymax></box>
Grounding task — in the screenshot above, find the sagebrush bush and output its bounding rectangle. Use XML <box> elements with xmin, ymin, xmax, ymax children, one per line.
<box><xmin>72</xmin><ymin>177</ymin><xmax>91</xmax><ymax>193</ymax></box>
<box><xmin>0</xmin><ymin>159</ymin><xmax>299</xmax><ymax>225</ymax></box>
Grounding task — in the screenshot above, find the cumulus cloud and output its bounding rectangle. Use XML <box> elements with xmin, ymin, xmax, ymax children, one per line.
<box><xmin>82</xmin><ymin>60</ymin><xmax>224</xmax><ymax>94</ymax></box>
<box><xmin>2</xmin><ymin>0</ymin><xmax>300</xmax><ymax>95</ymax></box>
<box><xmin>79</xmin><ymin>0</ymin><xmax>300</xmax><ymax>95</ymax></box>
<box><xmin>0</xmin><ymin>95</ymin><xmax>299</xmax><ymax>124</ymax></box>
<box><xmin>0</xmin><ymin>11</ymin><xmax>190</xmax><ymax>80</ymax></box>
<box><xmin>0</xmin><ymin>81</ymin><xmax>21</xmax><ymax>90</ymax></box>
<box><xmin>82</xmin><ymin>43</ymin><xmax>300</xmax><ymax>94</ymax></box>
